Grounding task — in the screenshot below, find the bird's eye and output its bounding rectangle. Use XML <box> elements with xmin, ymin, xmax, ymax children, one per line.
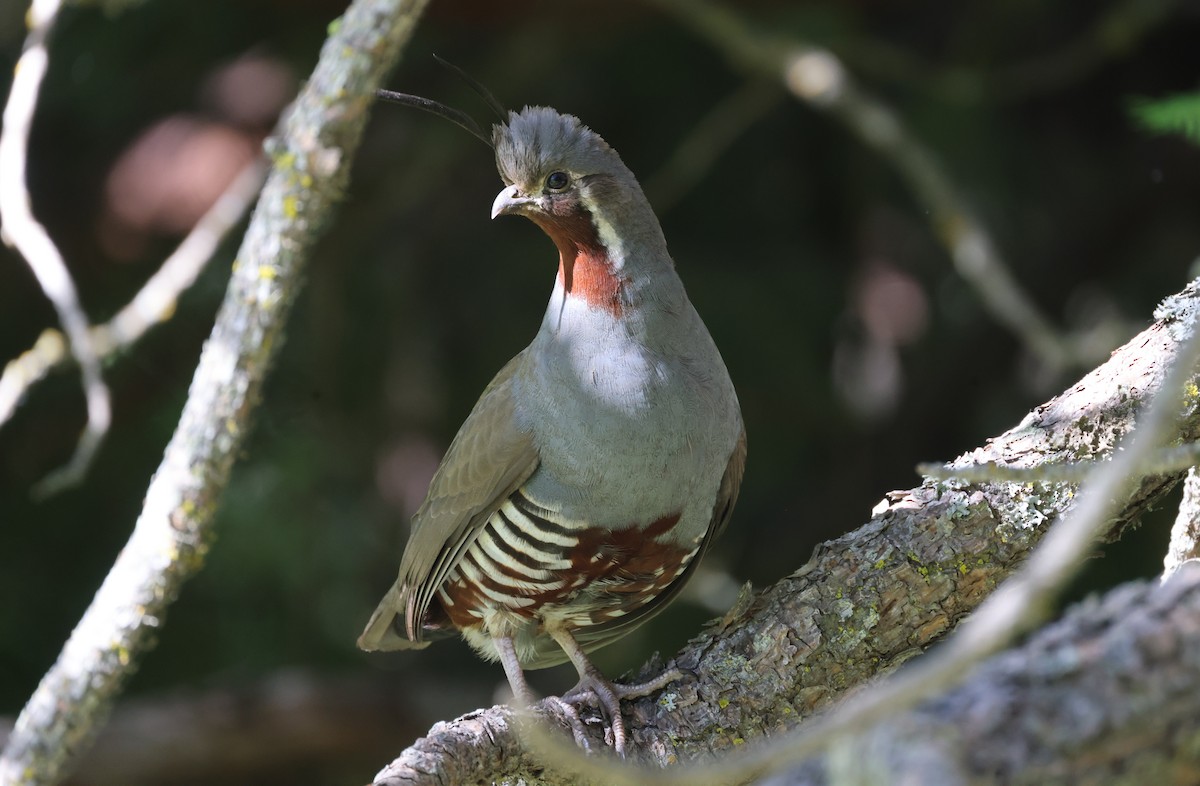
<box><xmin>545</xmin><ymin>171</ymin><xmax>570</xmax><ymax>192</ymax></box>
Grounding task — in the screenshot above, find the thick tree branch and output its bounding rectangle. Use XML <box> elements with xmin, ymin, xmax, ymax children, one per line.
<box><xmin>373</xmin><ymin>281</ymin><xmax>1200</xmax><ymax>785</ymax></box>
<box><xmin>767</xmin><ymin>564</ymin><xmax>1200</xmax><ymax>785</ymax></box>
<box><xmin>0</xmin><ymin>1</ymin><xmax>429</xmax><ymax>783</ymax></box>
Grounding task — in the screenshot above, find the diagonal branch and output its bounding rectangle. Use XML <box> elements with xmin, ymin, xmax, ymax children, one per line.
<box><xmin>647</xmin><ymin>0</ymin><xmax>1086</xmax><ymax>372</ymax></box>
<box><xmin>643</xmin><ymin>80</ymin><xmax>782</xmax><ymax>213</ymax></box>
<box><xmin>838</xmin><ymin>0</ymin><xmax>1178</xmax><ymax>104</ymax></box>
<box><xmin>0</xmin><ymin>1</ymin><xmax>430</xmax><ymax>783</ymax></box>
<box><xmin>0</xmin><ymin>158</ymin><xmax>267</xmax><ymax>431</ymax></box>
<box><xmin>0</xmin><ymin>0</ymin><xmax>111</xmax><ymax>496</ymax></box>
<box><xmin>372</xmin><ymin>279</ymin><xmax>1200</xmax><ymax>784</ymax></box>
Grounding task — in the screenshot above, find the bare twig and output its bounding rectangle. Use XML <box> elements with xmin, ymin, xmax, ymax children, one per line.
<box><xmin>0</xmin><ymin>1</ymin><xmax>430</xmax><ymax>783</ymax></box>
<box><xmin>0</xmin><ymin>0</ymin><xmax>111</xmax><ymax>496</ymax></box>
<box><xmin>648</xmin><ymin>0</ymin><xmax>1083</xmax><ymax>372</ymax></box>
<box><xmin>0</xmin><ymin>158</ymin><xmax>267</xmax><ymax>428</ymax></box>
<box><xmin>95</xmin><ymin>159</ymin><xmax>269</xmax><ymax>354</ymax></box>
<box><xmin>838</xmin><ymin>0</ymin><xmax>1178</xmax><ymax>104</ymax></box>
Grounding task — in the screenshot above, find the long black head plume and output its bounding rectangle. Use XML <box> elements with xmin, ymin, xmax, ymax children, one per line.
<box><xmin>432</xmin><ymin>54</ymin><xmax>507</xmax><ymax>122</ymax></box>
<box><xmin>375</xmin><ymin>89</ymin><xmax>494</xmax><ymax>148</ymax></box>
<box><xmin>376</xmin><ymin>57</ymin><xmax>506</xmax><ymax>149</ymax></box>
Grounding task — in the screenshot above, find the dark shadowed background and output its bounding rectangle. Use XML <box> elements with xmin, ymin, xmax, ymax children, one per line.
<box><xmin>2</xmin><ymin>1</ymin><xmax>1199</xmax><ymax>783</ymax></box>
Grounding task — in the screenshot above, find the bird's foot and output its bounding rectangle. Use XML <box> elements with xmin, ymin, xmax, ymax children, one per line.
<box><xmin>559</xmin><ymin>667</ymin><xmax>686</xmax><ymax>756</ymax></box>
<box><xmin>539</xmin><ymin>694</ymin><xmax>594</xmax><ymax>752</ymax></box>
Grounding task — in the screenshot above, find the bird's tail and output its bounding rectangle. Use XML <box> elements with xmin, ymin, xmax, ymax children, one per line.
<box><xmin>356</xmin><ymin>583</ymin><xmax>430</xmax><ymax>652</ymax></box>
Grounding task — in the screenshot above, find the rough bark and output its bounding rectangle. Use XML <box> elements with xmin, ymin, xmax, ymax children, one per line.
<box><xmin>372</xmin><ymin>282</ymin><xmax>1200</xmax><ymax>785</ymax></box>
<box><xmin>762</xmin><ymin>564</ymin><xmax>1200</xmax><ymax>786</ymax></box>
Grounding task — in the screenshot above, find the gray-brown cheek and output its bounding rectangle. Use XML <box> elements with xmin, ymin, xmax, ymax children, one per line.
<box><xmin>546</xmin><ymin>192</ymin><xmax>584</xmax><ymax>218</ymax></box>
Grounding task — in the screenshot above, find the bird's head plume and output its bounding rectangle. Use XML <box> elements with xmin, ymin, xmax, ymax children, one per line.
<box><xmin>376</xmin><ymin>65</ymin><xmax>667</xmax><ymax>300</ymax></box>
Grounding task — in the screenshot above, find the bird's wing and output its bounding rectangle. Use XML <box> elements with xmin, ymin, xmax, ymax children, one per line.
<box><xmin>524</xmin><ymin>427</ymin><xmax>747</xmax><ymax>669</ymax></box>
<box><xmin>358</xmin><ymin>351</ymin><xmax>540</xmax><ymax>651</ymax></box>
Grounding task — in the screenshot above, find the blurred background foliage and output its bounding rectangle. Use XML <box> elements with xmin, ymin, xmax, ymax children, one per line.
<box><xmin>1</xmin><ymin>0</ymin><xmax>1199</xmax><ymax>782</ymax></box>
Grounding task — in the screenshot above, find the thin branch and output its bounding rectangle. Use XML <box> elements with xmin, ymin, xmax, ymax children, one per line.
<box><xmin>643</xmin><ymin>80</ymin><xmax>782</xmax><ymax>213</ymax></box>
<box><xmin>647</xmin><ymin>0</ymin><xmax>1083</xmax><ymax>372</ymax></box>
<box><xmin>0</xmin><ymin>1</ymin><xmax>430</xmax><ymax>783</ymax></box>
<box><xmin>837</xmin><ymin>0</ymin><xmax>1178</xmax><ymax>104</ymax></box>
<box><xmin>0</xmin><ymin>158</ymin><xmax>267</xmax><ymax>430</ymax></box>
<box><xmin>0</xmin><ymin>0</ymin><xmax>111</xmax><ymax>496</ymax></box>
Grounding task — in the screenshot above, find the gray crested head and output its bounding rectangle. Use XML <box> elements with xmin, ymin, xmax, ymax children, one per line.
<box><xmin>489</xmin><ymin>106</ymin><xmax>667</xmax><ymax>266</ymax></box>
<box><xmin>493</xmin><ymin>107</ymin><xmax>629</xmax><ymax>189</ymax></box>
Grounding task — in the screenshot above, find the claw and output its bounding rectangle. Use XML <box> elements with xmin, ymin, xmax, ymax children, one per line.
<box><xmin>502</xmin><ymin>630</ymin><xmax>686</xmax><ymax>756</ymax></box>
<box><xmin>542</xmin><ymin>695</ymin><xmax>594</xmax><ymax>751</ymax></box>
<box><xmin>558</xmin><ymin>667</ymin><xmax>687</xmax><ymax>756</ymax></box>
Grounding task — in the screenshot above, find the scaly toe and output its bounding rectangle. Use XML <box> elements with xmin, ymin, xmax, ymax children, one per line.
<box><xmin>612</xmin><ymin>666</ymin><xmax>686</xmax><ymax>699</ymax></box>
<box><xmin>540</xmin><ymin>695</ymin><xmax>593</xmax><ymax>752</ymax></box>
<box><xmin>560</xmin><ymin>675</ymin><xmax>628</xmax><ymax>756</ymax></box>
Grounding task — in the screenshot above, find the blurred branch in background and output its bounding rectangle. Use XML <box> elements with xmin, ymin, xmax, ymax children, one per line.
<box><xmin>0</xmin><ymin>0</ymin><xmax>111</xmax><ymax>496</ymax></box>
<box><xmin>648</xmin><ymin>0</ymin><xmax>1098</xmax><ymax>374</ymax></box>
<box><xmin>0</xmin><ymin>670</ymin><xmax>492</xmax><ymax>786</ymax></box>
<box><xmin>644</xmin><ymin>80</ymin><xmax>782</xmax><ymax>213</ymax></box>
<box><xmin>840</xmin><ymin>0</ymin><xmax>1177</xmax><ymax>103</ymax></box>
<box><xmin>0</xmin><ymin>159</ymin><xmax>267</xmax><ymax>434</ymax></box>
<box><xmin>0</xmin><ymin>0</ymin><xmax>429</xmax><ymax>783</ymax></box>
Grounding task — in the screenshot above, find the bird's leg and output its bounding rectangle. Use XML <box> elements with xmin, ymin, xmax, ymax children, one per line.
<box><xmin>494</xmin><ymin>635</ymin><xmax>537</xmax><ymax>705</ymax></box>
<box><xmin>547</xmin><ymin>625</ymin><xmax>648</xmax><ymax>756</ymax></box>
<box><xmin>494</xmin><ymin>635</ymin><xmax>592</xmax><ymax>750</ymax></box>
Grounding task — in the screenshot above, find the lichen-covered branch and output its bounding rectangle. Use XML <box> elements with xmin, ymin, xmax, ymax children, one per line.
<box><xmin>372</xmin><ymin>281</ymin><xmax>1200</xmax><ymax>785</ymax></box>
<box><xmin>0</xmin><ymin>1</ymin><xmax>429</xmax><ymax>784</ymax></box>
<box><xmin>766</xmin><ymin>564</ymin><xmax>1200</xmax><ymax>785</ymax></box>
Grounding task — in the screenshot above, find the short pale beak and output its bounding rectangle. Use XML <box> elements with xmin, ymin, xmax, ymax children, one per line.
<box><xmin>491</xmin><ymin>186</ymin><xmax>534</xmax><ymax>219</ymax></box>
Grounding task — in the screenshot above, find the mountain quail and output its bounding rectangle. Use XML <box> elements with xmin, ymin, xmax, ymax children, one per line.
<box><xmin>359</xmin><ymin>94</ymin><xmax>746</xmax><ymax>756</ymax></box>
